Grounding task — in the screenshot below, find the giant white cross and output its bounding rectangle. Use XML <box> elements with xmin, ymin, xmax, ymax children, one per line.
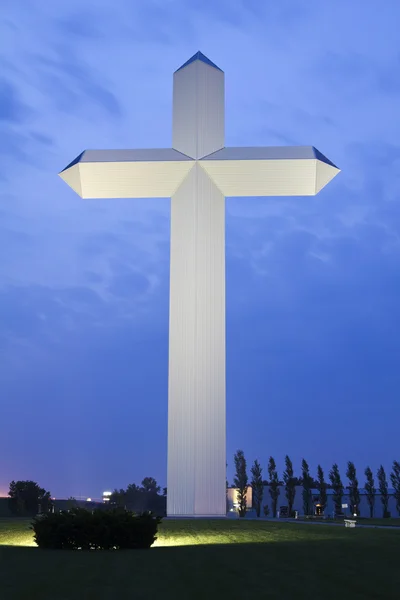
<box><xmin>60</xmin><ymin>51</ymin><xmax>339</xmax><ymax>517</ymax></box>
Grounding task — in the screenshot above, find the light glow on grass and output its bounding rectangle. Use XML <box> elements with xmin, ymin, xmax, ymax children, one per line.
<box><xmin>153</xmin><ymin>519</ymin><xmax>338</xmax><ymax>547</ymax></box>
<box><xmin>3</xmin><ymin>517</ymin><xmax>395</xmax><ymax>550</ymax></box>
<box><xmin>0</xmin><ymin>519</ymin><xmax>36</xmax><ymax>547</ymax></box>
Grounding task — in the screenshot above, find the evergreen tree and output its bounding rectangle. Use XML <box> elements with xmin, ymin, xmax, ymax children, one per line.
<box><xmin>283</xmin><ymin>455</ymin><xmax>296</xmax><ymax>515</ymax></box>
<box><xmin>317</xmin><ymin>465</ymin><xmax>327</xmax><ymax>513</ymax></box>
<box><xmin>364</xmin><ymin>466</ymin><xmax>376</xmax><ymax>518</ymax></box>
<box><xmin>233</xmin><ymin>450</ymin><xmax>248</xmax><ymax>518</ymax></box>
<box><xmin>377</xmin><ymin>465</ymin><xmax>389</xmax><ymax>518</ymax></box>
<box><xmin>301</xmin><ymin>459</ymin><xmax>313</xmax><ymax>516</ymax></box>
<box><xmin>268</xmin><ymin>456</ymin><xmax>280</xmax><ymax>518</ymax></box>
<box><xmin>329</xmin><ymin>464</ymin><xmax>344</xmax><ymax>514</ymax></box>
<box><xmin>390</xmin><ymin>461</ymin><xmax>400</xmax><ymax>516</ymax></box>
<box><xmin>250</xmin><ymin>459</ymin><xmax>264</xmax><ymax>518</ymax></box>
<box><xmin>226</xmin><ymin>462</ymin><xmax>229</xmax><ymax>514</ymax></box>
<box><xmin>346</xmin><ymin>461</ymin><xmax>361</xmax><ymax>516</ymax></box>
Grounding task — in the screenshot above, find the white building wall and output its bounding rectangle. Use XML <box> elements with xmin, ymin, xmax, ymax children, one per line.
<box><xmin>227</xmin><ymin>487</ymin><xmax>253</xmax><ymax>509</ymax></box>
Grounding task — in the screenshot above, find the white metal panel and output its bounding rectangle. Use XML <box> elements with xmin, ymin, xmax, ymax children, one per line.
<box><xmin>200</xmin><ymin>158</ymin><xmax>318</xmax><ymax>197</ymax></box>
<box><xmin>168</xmin><ymin>163</ymin><xmax>226</xmax><ymax>516</ymax></box>
<box><xmin>315</xmin><ymin>160</ymin><xmax>340</xmax><ymax>194</ymax></box>
<box><xmin>59</xmin><ymin>163</ymin><xmax>82</xmax><ymax>197</ymax></box>
<box><xmin>59</xmin><ymin>161</ymin><xmax>195</xmax><ymax>199</ymax></box>
<box><xmin>78</xmin><ymin>148</ymin><xmax>193</xmax><ymax>163</ymax></box>
<box><xmin>172</xmin><ymin>60</ymin><xmax>225</xmax><ymax>159</ymax></box>
<box><xmin>202</xmin><ymin>146</ymin><xmax>319</xmax><ymax>161</ymax></box>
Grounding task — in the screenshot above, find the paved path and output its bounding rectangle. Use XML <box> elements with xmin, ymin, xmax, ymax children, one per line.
<box><xmin>287</xmin><ymin>519</ymin><xmax>400</xmax><ymax>531</ymax></box>
<box><xmin>246</xmin><ymin>517</ymin><xmax>400</xmax><ymax>531</ymax></box>
<box><xmin>226</xmin><ymin>514</ymin><xmax>400</xmax><ymax>530</ymax></box>
<box><xmin>169</xmin><ymin>515</ymin><xmax>400</xmax><ymax>530</ymax></box>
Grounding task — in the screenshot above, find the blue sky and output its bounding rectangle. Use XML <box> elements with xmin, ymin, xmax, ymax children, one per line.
<box><xmin>1</xmin><ymin>0</ymin><xmax>400</xmax><ymax>498</ymax></box>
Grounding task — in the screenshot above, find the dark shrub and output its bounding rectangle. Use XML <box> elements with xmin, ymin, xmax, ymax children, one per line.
<box><xmin>31</xmin><ymin>511</ymin><xmax>73</xmax><ymax>549</ymax></box>
<box><xmin>32</xmin><ymin>508</ymin><xmax>162</xmax><ymax>550</ymax></box>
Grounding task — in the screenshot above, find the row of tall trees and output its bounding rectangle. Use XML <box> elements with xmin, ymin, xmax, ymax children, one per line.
<box><xmin>326</xmin><ymin>462</ymin><xmax>398</xmax><ymax>518</ymax></box>
<box><xmin>231</xmin><ymin>453</ymin><xmax>400</xmax><ymax>519</ymax></box>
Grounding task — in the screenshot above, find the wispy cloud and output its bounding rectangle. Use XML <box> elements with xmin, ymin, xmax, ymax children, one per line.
<box><xmin>0</xmin><ymin>79</ymin><xmax>32</xmax><ymax>123</ymax></box>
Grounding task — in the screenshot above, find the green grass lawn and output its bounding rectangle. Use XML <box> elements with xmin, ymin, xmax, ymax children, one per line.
<box><xmin>1</xmin><ymin>518</ymin><xmax>399</xmax><ymax>599</ymax></box>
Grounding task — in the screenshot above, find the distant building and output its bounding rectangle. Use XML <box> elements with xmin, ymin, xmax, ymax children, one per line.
<box><xmin>0</xmin><ymin>497</ymin><xmax>12</xmax><ymax>517</ymax></box>
<box><xmin>226</xmin><ymin>487</ymin><xmax>253</xmax><ymax>511</ymax></box>
<box><xmin>227</xmin><ymin>485</ymin><xmax>398</xmax><ymax>518</ymax></box>
<box><xmin>102</xmin><ymin>491</ymin><xmax>112</xmax><ymax>504</ymax></box>
<box><xmin>308</xmin><ymin>487</ymin><xmax>398</xmax><ymax>518</ymax></box>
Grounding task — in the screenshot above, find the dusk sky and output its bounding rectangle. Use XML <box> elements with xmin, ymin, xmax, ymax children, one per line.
<box><xmin>1</xmin><ymin>0</ymin><xmax>400</xmax><ymax>499</ymax></box>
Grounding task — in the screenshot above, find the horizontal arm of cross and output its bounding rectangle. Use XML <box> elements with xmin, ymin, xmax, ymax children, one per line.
<box><xmin>58</xmin><ymin>148</ymin><xmax>194</xmax><ymax>199</ymax></box>
<box><xmin>59</xmin><ymin>145</ymin><xmax>339</xmax><ymax>199</ymax></box>
<box><xmin>200</xmin><ymin>146</ymin><xmax>340</xmax><ymax>197</ymax></box>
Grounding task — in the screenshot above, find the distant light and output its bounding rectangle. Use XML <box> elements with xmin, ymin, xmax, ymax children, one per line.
<box><xmin>354</xmin><ymin>513</ymin><xmax>357</xmax><ymax>517</ymax></box>
<box><xmin>103</xmin><ymin>498</ymin><xmax>110</xmax><ymax>502</ymax></box>
<box><xmin>86</xmin><ymin>498</ymin><xmax>92</xmax><ymax>502</ymax></box>
<box><xmin>103</xmin><ymin>491</ymin><xmax>112</xmax><ymax>497</ymax></box>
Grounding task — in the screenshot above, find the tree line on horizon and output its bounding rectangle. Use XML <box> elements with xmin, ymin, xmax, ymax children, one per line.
<box><xmin>231</xmin><ymin>451</ymin><xmax>400</xmax><ymax>520</ymax></box>
<box><xmin>108</xmin><ymin>477</ymin><xmax>166</xmax><ymax>515</ymax></box>
<box><xmin>5</xmin><ymin>476</ymin><xmax>166</xmax><ymax>517</ymax></box>
<box><xmin>5</xmin><ymin>459</ymin><xmax>400</xmax><ymax>520</ymax></box>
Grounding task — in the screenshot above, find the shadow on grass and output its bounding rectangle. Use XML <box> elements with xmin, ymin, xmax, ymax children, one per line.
<box><xmin>0</xmin><ymin>534</ymin><xmax>399</xmax><ymax>600</ymax></box>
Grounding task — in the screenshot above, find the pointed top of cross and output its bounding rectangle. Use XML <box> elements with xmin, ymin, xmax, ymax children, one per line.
<box><xmin>175</xmin><ymin>51</ymin><xmax>222</xmax><ymax>73</ymax></box>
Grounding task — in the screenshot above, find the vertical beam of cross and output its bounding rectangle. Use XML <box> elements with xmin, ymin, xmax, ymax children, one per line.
<box><xmin>167</xmin><ymin>55</ymin><xmax>227</xmax><ymax>516</ymax></box>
